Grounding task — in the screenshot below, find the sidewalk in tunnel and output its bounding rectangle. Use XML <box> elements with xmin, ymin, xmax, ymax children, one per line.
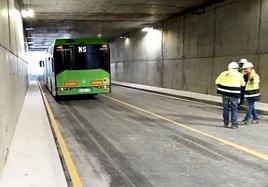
<box><xmin>0</xmin><ymin>81</ymin><xmax>68</xmax><ymax>187</ymax></box>
<box><xmin>112</xmin><ymin>81</ymin><xmax>268</xmax><ymax>115</ymax></box>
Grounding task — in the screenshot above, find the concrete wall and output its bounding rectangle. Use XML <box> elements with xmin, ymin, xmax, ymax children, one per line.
<box><xmin>110</xmin><ymin>0</ymin><xmax>268</xmax><ymax>103</ymax></box>
<box><xmin>0</xmin><ymin>0</ymin><xmax>28</xmax><ymax>175</ymax></box>
<box><xmin>110</xmin><ymin>29</ymin><xmax>163</xmax><ymax>86</ymax></box>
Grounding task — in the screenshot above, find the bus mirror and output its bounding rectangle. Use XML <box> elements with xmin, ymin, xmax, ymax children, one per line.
<box><xmin>39</xmin><ymin>61</ymin><xmax>44</xmax><ymax>67</ymax></box>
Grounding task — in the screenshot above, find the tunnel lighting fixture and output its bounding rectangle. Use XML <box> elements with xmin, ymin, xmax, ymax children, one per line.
<box><xmin>141</xmin><ymin>27</ymin><xmax>154</xmax><ymax>32</ymax></box>
<box><xmin>25</xmin><ymin>27</ymin><xmax>34</xmax><ymax>31</ymax></box>
<box><xmin>21</xmin><ymin>9</ymin><xmax>35</xmax><ymax>18</ymax></box>
<box><xmin>32</xmin><ymin>43</ymin><xmax>44</xmax><ymax>46</ymax></box>
<box><xmin>120</xmin><ymin>36</ymin><xmax>128</xmax><ymax>39</ymax></box>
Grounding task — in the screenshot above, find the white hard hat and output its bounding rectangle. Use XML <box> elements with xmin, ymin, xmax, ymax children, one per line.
<box><xmin>242</xmin><ymin>62</ymin><xmax>254</xmax><ymax>69</ymax></box>
<box><xmin>239</xmin><ymin>58</ymin><xmax>248</xmax><ymax>64</ymax></box>
<box><xmin>228</xmin><ymin>62</ymin><xmax>239</xmax><ymax>69</ymax></box>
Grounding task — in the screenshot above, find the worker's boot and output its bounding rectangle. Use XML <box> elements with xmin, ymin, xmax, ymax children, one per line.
<box><xmin>240</xmin><ymin>119</ymin><xmax>250</xmax><ymax>125</ymax></box>
<box><xmin>223</xmin><ymin>123</ymin><xmax>228</xmax><ymax>128</ymax></box>
<box><xmin>231</xmin><ymin>123</ymin><xmax>238</xmax><ymax>128</ymax></box>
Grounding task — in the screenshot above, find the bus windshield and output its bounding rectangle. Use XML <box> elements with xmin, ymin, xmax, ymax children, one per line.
<box><xmin>54</xmin><ymin>44</ymin><xmax>109</xmax><ymax>74</ymax></box>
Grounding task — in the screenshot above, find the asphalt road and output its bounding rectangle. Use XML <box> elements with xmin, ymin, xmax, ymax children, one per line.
<box><xmin>45</xmin><ymin>85</ymin><xmax>268</xmax><ymax>187</ymax></box>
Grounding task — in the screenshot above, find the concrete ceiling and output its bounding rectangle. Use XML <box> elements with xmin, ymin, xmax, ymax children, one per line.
<box><xmin>22</xmin><ymin>0</ymin><xmax>216</xmax><ymax>51</ymax></box>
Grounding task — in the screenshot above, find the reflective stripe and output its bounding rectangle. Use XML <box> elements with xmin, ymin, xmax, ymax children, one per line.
<box><xmin>245</xmin><ymin>88</ymin><xmax>260</xmax><ymax>99</ymax></box>
<box><xmin>217</xmin><ymin>87</ymin><xmax>241</xmax><ymax>94</ymax></box>
<box><xmin>219</xmin><ymin>83</ymin><xmax>241</xmax><ymax>88</ymax></box>
<box><xmin>245</xmin><ymin>93</ymin><xmax>261</xmax><ymax>98</ymax></box>
<box><xmin>218</xmin><ymin>84</ymin><xmax>241</xmax><ymax>91</ymax></box>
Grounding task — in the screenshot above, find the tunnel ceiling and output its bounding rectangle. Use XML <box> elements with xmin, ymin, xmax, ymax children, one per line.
<box><xmin>22</xmin><ymin>0</ymin><xmax>215</xmax><ymax>51</ymax></box>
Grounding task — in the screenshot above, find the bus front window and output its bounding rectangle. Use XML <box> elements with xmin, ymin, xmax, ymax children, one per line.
<box><xmin>54</xmin><ymin>44</ymin><xmax>109</xmax><ymax>75</ymax></box>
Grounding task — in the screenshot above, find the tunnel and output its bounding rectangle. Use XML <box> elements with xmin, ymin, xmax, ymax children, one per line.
<box><xmin>0</xmin><ymin>0</ymin><xmax>268</xmax><ymax>186</ymax></box>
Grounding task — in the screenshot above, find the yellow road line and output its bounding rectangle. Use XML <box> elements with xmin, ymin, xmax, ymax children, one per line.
<box><xmin>38</xmin><ymin>82</ymin><xmax>83</xmax><ymax>187</ymax></box>
<box><xmin>102</xmin><ymin>95</ymin><xmax>268</xmax><ymax>161</ymax></box>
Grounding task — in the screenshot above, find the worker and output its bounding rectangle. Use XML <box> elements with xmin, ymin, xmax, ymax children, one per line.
<box><xmin>241</xmin><ymin>62</ymin><xmax>260</xmax><ymax>125</ymax></box>
<box><xmin>238</xmin><ymin>58</ymin><xmax>248</xmax><ymax>71</ymax></box>
<box><xmin>215</xmin><ymin>62</ymin><xmax>245</xmax><ymax>128</ymax></box>
<box><xmin>238</xmin><ymin>58</ymin><xmax>249</xmax><ymax>105</ymax></box>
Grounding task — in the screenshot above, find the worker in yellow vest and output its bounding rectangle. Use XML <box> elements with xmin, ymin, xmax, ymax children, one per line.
<box><xmin>216</xmin><ymin>62</ymin><xmax>246</xmax><ymax>128</ymax></box>
<box><xmin>241</xmin><ymin>62</ymin><xmax>260</xmax><ymax>125</ymax></box>
<box><xmin>238</xmin><ymin>58</ymin><xmax>248</xmax><ymax>105</ymax></box>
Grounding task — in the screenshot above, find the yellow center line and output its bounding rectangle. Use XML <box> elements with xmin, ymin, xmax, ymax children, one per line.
<box><xmin>38</xmin><ymin>82</ymin><xmax>83</xmax><ymax>187</ymax></box>
<box><xmin>102</xmin><ymin>95</ymin><xmax>268</xmax><ymax>161</ymax></box>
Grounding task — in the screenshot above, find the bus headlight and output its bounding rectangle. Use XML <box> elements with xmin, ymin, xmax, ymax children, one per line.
<box><xmin>103</xmin><ymin>78</ymin><xmax>110</xmax><ymax>84</ymax></box>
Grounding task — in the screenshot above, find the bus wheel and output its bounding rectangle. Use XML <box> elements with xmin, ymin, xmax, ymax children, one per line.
<box><xmin>90</xmin><ymin>94</ymin><xmax>97</xmax><ymax>98</ymax></box>
<box><xmin>53</xmin><ymin>95</ymin><xmax>60</xmax><ymax>101</ymax></box>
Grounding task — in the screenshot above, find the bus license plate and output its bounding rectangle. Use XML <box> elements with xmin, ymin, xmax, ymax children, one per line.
<box><xmin>79</xmin><ymin>88</ymin><xmax>90</xmax><ymax>93</ymax></box>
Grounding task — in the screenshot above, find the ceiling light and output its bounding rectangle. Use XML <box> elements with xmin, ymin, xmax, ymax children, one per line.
<box><xmin>25</xmin><ymin>27</ymin><xmax>34</xmax><ymax>31</ymax></box>
<box><xmin>141</xmin><ymin>27</ymin><xmax>154</xmax><ymax>32</ymax></box>
<box><xmin>21</xmin><ymin>9</ymin><xmax>35</xmax><ymax>18</ymax></box>
<box><xmin>28</xmin><ymin>9</ymin><xmax>34</xmax><ymax>17</ymax></box>
<box><xmin>21</xmin><ymin>10</ymin><xmax>27</xmax><ymax>17</ymax></box>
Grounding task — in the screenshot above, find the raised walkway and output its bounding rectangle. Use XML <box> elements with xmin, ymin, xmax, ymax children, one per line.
<box><xmin>0</xmin><ymin>81</ymin><xmax>67</xmax><ymax>187</ymax></box>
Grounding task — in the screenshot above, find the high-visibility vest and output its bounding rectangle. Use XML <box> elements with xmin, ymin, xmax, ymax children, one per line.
<box><xmin>215</xmin><ymin>69</ymin><xmax>245</xmax><ymax>98</ymax></box>
<box><xmin>245</xmin><ymin>70</ymin><xmax>260</xmax><ymax>100</ymax></box>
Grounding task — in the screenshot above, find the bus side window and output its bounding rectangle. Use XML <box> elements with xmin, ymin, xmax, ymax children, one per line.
<box><xmin>51</xmin><ymin>58</ymin><xmax>55</xmax><ymax>72</ymax></box>
<box><xmin>39</xmin><ymin>61</ymin><xmax>44</xmax><ymax>67</ymax></box>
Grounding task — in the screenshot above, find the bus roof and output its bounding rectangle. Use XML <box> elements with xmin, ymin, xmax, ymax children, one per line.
<box><xmin>54</xmin><ymin>37</ymin><xmax>108</xmax><ymax>45</ymax></box>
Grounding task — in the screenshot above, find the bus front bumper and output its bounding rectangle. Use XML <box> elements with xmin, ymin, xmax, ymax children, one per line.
<box><xmin>57</xmin><ymin>86</ymin><xmax>110</xmax><ymax>96</ymax></box>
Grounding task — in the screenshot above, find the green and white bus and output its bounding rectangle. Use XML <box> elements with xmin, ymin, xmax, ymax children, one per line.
<box><xmin>43</xmin><ymin>37</ymin><xmax>111</xmax><ymax>97</ymax></box>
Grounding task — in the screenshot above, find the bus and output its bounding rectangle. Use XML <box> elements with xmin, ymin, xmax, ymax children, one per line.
<box><xmin>43</xmin><ymin>37</ymin><xmax>111</xmax><ymax>98</ymax></box>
